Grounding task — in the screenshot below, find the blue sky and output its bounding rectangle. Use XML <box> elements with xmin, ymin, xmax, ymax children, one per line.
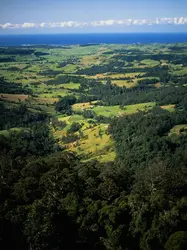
<box><xmin>0</xmin><ymin>0</ymin><xmax>187</xmax><ymax>33</ymax></box>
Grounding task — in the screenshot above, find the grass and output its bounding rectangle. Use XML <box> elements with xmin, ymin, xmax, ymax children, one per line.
<box><xmin>172</xmin><ymin>67</ymin><xmax>187</xmax><ymax>76</ymax></box>
<box><xmin>0</xmin><ymin>94</ymin><xmax>28</xmax><ymax>102</ymax></box>
<box><xmin>30</xmin><ymin>104</ymin><xmax>57</xmax><ymax>115</ymax></box>
<box><xmin>31</xmin><ymin>97</ymin><xmax>59</xmax><ymax>104</ymax></box>
<box><xmin>111</xmin><ymin>80</ymin><xmax>138</xmax><ymax>88</ymax></box>
<box><xmin>61</xmin><ymin>64</ymin><xmax>78</xmax><ymax>73</ymax></box>
<box><xmin>72</xmin><ymin>101</ymin><xmax>98</xmax><ymax>112</ymax></box>
<box><xmin>53</xmin><ymin>114</ymin><xmax>115</xmax><ymax>162</ymax></box>
<box><xmin>85</xmin><ymin>72</ymin><xmax>145</xmax><ymax>80</ymax></box>
<box><xmin>141</xmin><ymin>59</ymin><xmax>160</xmax><ymax>67</ymax></box>
<box><xmin>58</xmin><ymin>114</ymin><xmax>87</xmax><ymax>126</ymax></box>
<box><xmin>92</xmin><ymin>102</ymin><xmax>156</xmax><ymax>117</ymax></box>
<box><xmin>69</xmin><ymin>123</ymin><xmax>114</xmax><ymax>157</ymax></box>
<box><xmin>93</xmin><ymin>105</ymin><xmax>122</xmax><ymax>117</ymax></box>
<box><xmin>86</xmin><ymin>151</ymin><xmax>116</xmax><ymax>163</ymax></box>
<box><xmin>160</xmin><ymin>104</ymin><xmax>175</xmax><ymax>112</ymax></box>
<box><xmin>154</xmin><ymin>82</ymin><xmax>161</xmax><ymax>88</ymax></box>
<box><xmin>61</xmin><ymin>83</ymin><xmax>80</xmax><ymax>89</ymax></box>
<box><xmin>168</xmin><ymin>124</ymin><xmax>187</xmax><ymax>136</ymax></box>
<box><xmin>39</xmin><ymin>89</ymin><xmax>72</xmax><ymax>98</ymax></box>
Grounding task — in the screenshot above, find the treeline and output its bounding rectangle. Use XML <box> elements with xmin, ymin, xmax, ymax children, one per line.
<box><xmin>113</xmin><ymin>53</ymin><xmax>187</xmax><ymax>65</ymax></box>
<box><xmin>46</xmin><ymin>74</ymin><xmax>86</xmax><ymax>85</ymax></box>
<box><xmin>57</xmin><ymin>58</ymin><xmax>79</xmax><ymax>67</ymax></box>
<box><xmin>0</xmin><ymin>103</ymin><xmax>49</xmax><ymax>130</ymax></box>
<box><xmin>0</xmin><ymin>56</ymin><xmax>16</xmax><ymax>62</ymax></box>
<box><xmin>78</xmin><ymin>78</ymin><xmax>187</xmax><ymax>106</ymax></box>
<box><xmin>0</xmin><ymin>48</ymin><xmax>35</xmax><ymax>55</ymax></box>
<box><xmin>0</xmin><ymin>77</ymin><xmax>32</xmax><ymax>94</ymax></box>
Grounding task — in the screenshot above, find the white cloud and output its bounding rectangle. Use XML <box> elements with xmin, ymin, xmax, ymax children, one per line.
<box><xmin>1</xmin><ymin>17</ymin><xmax>187</xmax><ymax>29</ymax></box>
<box><xmin>22</xmin><ymin>23</ymin><xmax>37</xmax><ymax>28</ymax></box>
<box><xmin>38</xmin><ymin>21</ymin><xmax>87</xmax><ymax>28</ymax></box>
<box><xmin>1</xmin><ymin>23</ymin><xmax>21</xmax><ymax>29</ymax></box>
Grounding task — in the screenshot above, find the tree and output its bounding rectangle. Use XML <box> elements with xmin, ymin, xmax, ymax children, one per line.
<box><xmin>165</xmin><ymin>231</ymin><xmax>187</xmax><ymax>250</ymax></box>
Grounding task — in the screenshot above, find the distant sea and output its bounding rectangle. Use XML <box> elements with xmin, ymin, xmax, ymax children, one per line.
<box><xmin>0</xmin><ymin>33</ymin><xmax>187</xmax><ymax>46</ymax></box>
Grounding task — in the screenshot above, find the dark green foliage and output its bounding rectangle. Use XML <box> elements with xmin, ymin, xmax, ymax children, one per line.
<box><xmin>0</xmin><ymin>77</ymin><xmax>32</xmax><ymax>94</ymax></box>
<box><xmin>46</xmin><ymin>74</ymin><xmax>85</xmax><ymax>85</ymax></box>
<box><xmin>62</xmin><ymin>133</ymin><xmax>80</xmax><ymax>144</ymax></box>
<box><xmin>0</xmin><ymin>103</ymin><xmax>48</xmax><ymax>130</ymax></box>
<box><xmin>0</xmin><ymin>48</ymin><xmax>35</xmax><ymax>55</ymax></box>
<box><xmin>68</xmin><ymin>122</ymin><xmax>82</xmax><ymax>133</ymax></box>
<box><xmin>0</xmin><ymin>56</ymin><xmax>16</xmax><ymax>62</ymax></box>
<box><xmin>82</xmin><ymin>109</ymin><xmax>96</xmax><ymax>119</ymax></box>
<box><xmin>34</xmin><ymin>51</ymin><xmax>49</xmax><ymax>56</ymax></box>
<box><xmin>1</xmin><ymin>104</ymin><xmax>187</xmax><ymax>250</ymax></box>
<box><xmin>55</xmin><ymin>95</ymin><xmax>76</xmax><ymax>115</ymax></box>
<box><xmin>165</xmin><ymin>231</ymin><xmax>187</xmax><ymax>250</ymax></box>
<box><xmin>51</xmin><ymin>117</ymin><xmax>67</xmax><ymax>131</ymax></box>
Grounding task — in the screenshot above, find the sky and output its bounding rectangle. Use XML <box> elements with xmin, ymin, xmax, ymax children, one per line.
<box><xmin>0</xmin><ymin>0</ymin><xmax>187</xmax><ymax>34</ymax></box>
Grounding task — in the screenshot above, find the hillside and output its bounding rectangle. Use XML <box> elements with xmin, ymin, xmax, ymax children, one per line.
<box><xmin>1</xmin><ymin>44</ymin><xmax>187</xmax><ymax>249</ymax></box>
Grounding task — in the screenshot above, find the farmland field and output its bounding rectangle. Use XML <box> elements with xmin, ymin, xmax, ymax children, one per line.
<box><xmin>1</xmin><ymin>43</ymin><xmax>187</xmax><ymax>162</ymax></box>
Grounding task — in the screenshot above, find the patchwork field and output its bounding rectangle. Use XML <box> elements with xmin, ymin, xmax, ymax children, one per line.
<box><xmin>1</xmin><ymin>43</ymin><xmax>187</xmax><ymax>162</ymax></box>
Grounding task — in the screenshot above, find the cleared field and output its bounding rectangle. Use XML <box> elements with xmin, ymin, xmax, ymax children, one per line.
<box><xmin>39</xmin><ymin>89</ymin><xmax>72</xmax><ymax>98</ymax></box>
<box><xmin>168</xmin><ymin>124</ymin><xmax>187</xmax><ymax>136</ymax></box>
<box><xmin>111</xmin><ymin>80</ymin><xmax>138</xmax><ymax>88</ymax></box>
<box><xmin>81</xmin><ymin>53</ymin><xmax>108</xmax><ymax>66</ymax></box>
<box><xmin>160</xmin><ymin>104</ymin><xmax>175</xmax><ymax>112</ymax></box>
<box><xmin>0</xmin><ymin>94</ymin><xmax>28</xmax><ymax>102</ymax></box>
<box><xmin>173</xmin><ymin>67</ymin><xmax>187</xmax><ymax>76</ymax></box>
<box><xmin>84</xmin><ymin>151</ymin><xmax>116</xmax><ymax>163</ymax></box>
<box><xmin>58</xmin><ymin>114</ymin><xmax>86</xmax><ymax>125</ymax></box>
<box><xmin>72</xmin><ymin>101</ymin><xmax>98</xmax><ymax>112</ymax></box>
<box><xmin>61</xmin><ymin>83</ymin><xmax>80</xmax><ymax>89</ymax></box>
<box><xmin>154</xmin><ymin>82</ymin><xmax>161</xmax><ymax>88</ymax></box>
<box><xmin>69</xmin><ymin>124</ymin><xmax>113</xmax><ymax>157</ymax></box>
<box><xmin>85</xmin><ymin>72</ymin><xmax>145</xmax><ymax>80</ymax></box>
<box><xmin>92</xmin><ymin>102</ymin><xmax>156</xmax><ymax>117</ymax></box>
<box><xmin>141</xmin><ymin>59</ymin><xmax>160</xmax><ymax>67</ymax></box>
<box><xmin>53</xmin><ymin>115</ymin><xmax>115</xmax><ymax>163</ymax></box>
<box><xmin>32</xmin><ymin>97</ymin><xmax>59</xmax><ymax>104</ymax></box>
<box><xmin>30</xmin><ymin>104</ymin><xmax>57</xmax><ymax>114</ymax></box>
<box><xmin>62</xmin><ymin>64</ymin><xmax>78</xmax><ymax>73</ymax></box>
<box><xmin>93</xmin><ymin>105</ymin><xmax>122</xmax><ymax>117</ymax></box>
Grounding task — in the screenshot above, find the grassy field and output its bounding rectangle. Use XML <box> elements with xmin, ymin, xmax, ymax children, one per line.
<box><xmin>141</xmin><ymin>59</ymin><xmax>160</xmax><ymax>67</ymax></box>
<box><xmin>0</xmin><ymin>94</ymin><xmax>29</xmax><ymax>102</ymax></box>
<box><xmin>61</xmin><ymin>83</ymin><xmax>80</xmax><ymax>89</ymax></box>
<box><xmin>91</xmin><ymin>102</ymin><xmax>156</xmax><ymax>117</ymax></box>
<box><xmin>160</xmin><ymin>104</ymin><xmax>175</xmax><ymax>112</ymax></box>
<box><xmin>69</xmin><ymin>123</ymin><xmax>115</xmax><ymax>162</ymax></box>
<box><xmin>86</xmin><ymin>72</ymin><xmax>145</xmax><ymax>80</ymax></box>
<box><xmin>168</xmin><ymin>124</ymin><xmax>187</xmax><ymax>136</ymax></box>
<box><xmin>72</xmin><ymin>101</ymin><xmax>98</xmax><ymax>112</ymax></box>
<box><xmin>172</xmin><ymin>67</ymin><xmax>187</xmax><ymax>76</ymax></box>
<box><xmin>111</xmin><ymin>80</ymin><xmax>138</xmax><ymax>88</ymax></box>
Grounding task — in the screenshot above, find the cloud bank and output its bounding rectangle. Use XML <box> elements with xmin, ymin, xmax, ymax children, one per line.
<box><xmin>1</xmin><ymin>17</ymin><xmax>187</xmax><ymax>29</ymax></box>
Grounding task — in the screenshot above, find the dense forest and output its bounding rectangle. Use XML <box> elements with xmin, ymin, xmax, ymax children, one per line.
<box><xmin>1</xmin><ymin>44</ymin><xmax>187</xmax><ymax>249</ymax></box>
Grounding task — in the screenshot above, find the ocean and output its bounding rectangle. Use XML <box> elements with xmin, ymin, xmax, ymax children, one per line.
<box><xmin>0</xmin><ymin>33</ymin><xmax>187</xmax><ymax>46</ymax></box>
